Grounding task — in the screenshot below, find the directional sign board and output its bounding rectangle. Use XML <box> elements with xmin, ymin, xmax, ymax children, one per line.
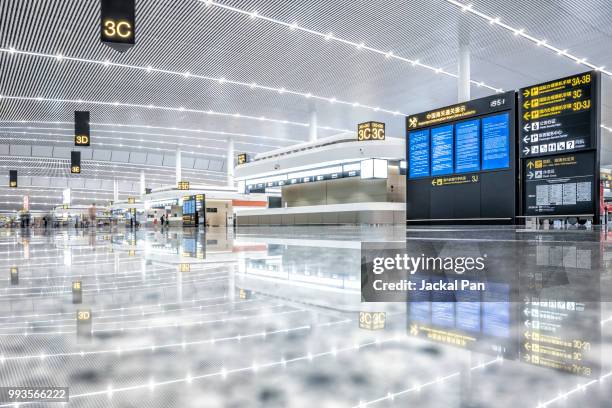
<box><xmin>523</xmin><ymin>152</ymin><xmax>596</xmax><ymax>216</ymax></box>
<box><xmin>101</xmin><ymin>0</ymin><xmax>135</xmax><ymax>52</ymax></box>
<box><xmin>519</xmin><ymin>71</ymin><xmax>599</xmax><ymax>158</ymax></box>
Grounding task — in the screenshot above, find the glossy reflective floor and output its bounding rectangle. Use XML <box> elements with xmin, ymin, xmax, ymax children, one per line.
<box><xmin>0</xmin><ymin>225</ymin><xmax>610</xmax><ymax>407</ymax></box>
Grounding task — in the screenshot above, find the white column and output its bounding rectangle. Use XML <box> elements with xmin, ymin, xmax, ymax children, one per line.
<box><xmin>140</xmin><ymin>170</ymin><xmax>145</xmax><ymax>197</ymax></box>
<box><xmin>458</xmin><ymin>45</ymin><xmax>471</xmax><ymax>102</ymax></box>
<box><xmin>113</xmin><ymin>179</ymin><xmax>119</xmax><ymax>202</ymax></box>
<box><xmin>308</xmin><ymin>108</ymin><xmax>318</xmax><ymax>142</ymax></box>
<box><xmin>175</xmin><ymin>148</ymin><xmax>182</xmax><ymax>186</ymax></box>
<box><xmin>458</xmin><ymin>21</ymin><xmax>471</xmax><ymax>103</ymax></box>
<box><xmin>227</xmin><ymin>138</ymin><xmax>234</xmax><ymax>188</ymax></box>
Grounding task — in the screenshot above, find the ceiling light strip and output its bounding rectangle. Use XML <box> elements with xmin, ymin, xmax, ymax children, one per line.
<box><xmin>0</xmin><ymin>126</ymin><xmax>282</xmax><ymax>149</ymax></box>
<box><xmin>0</xmin><ymin>95</ymin><xmax>352</xmax><ymax>133</ymax></box>
<box><xmin>199</xmin><ymin>0</ymin><xmax>502</xmax><ymax>93</ymax></box>
<box><xmin>0</xmin><ymin>121</ymin><xmax>303</xmax><ymax>144</ymax></box>
<box><xmin>444</xmin><ymin>0</ymin><xmax>611</xmax><ymax>76</ymax></box>
<box><xmin>1</xmin><ymin>48</ymin><xmax>406</xmax><ymax>116</ymax></box>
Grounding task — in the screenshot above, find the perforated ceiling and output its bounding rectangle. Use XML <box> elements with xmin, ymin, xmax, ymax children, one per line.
<box><xmin>0</xmin><ymin>0</ymin><xmax>610</xmax><ymax>211</ymax></box>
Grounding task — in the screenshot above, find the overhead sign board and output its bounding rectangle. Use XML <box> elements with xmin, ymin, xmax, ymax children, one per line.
<box><xmin>237</xmin><ymin>153</ymin><xmax>249</xmax><ymax>165</ymax></box>
<box><xmin>9</xmin><ymin>170</ymin><xmax>17</xmax><ymax>188</ymax></box>
<box><xmin>70</xmin><ymin>151</ymin><xmax>81</xmax><ymax>174</ymax></box>
<box><xmin>523</xmin><ymin>152</ymin><xmax>596</xmax><ymax>216</ymax></box>
<box><xmin>357</xmin><ymin>121</ymin><xmax>385</xmax><ymax>141</ymax></box>
<box><xmin>177</xmin><ymin>181</ymin><xmax>190</xmax><ymax>190</ymax></box>
<box><xmin>10</xmin><ymin>267</ymin><xmax>18</xmax><ymax>285</ymax></box>
<box><xmin>127</xmin><ymin>197</ymin><xmax>135</xmax><ymax>204</ymax></box>
<box><xmin>519</xmin><ymin>71</ymin><xmax>599</xmax><ymax>158</ymax></box>
<box><xmin>72</xmin><ymin>281</ymin><xmax>82</xmax><ymax>304</ymax></box>
<box><xmin>74</xmin><ymin>111</ymin><xmax>90</xmax><ymax>146</ymax></box>
<box><xmin>101</xmin><ymin>0</ymin><xmax>135</xmax><ymax>52</ymax></box>
<box><xmin>359</xmin><ymin>312</ymin><xmax>386</xmax><ymax>330</ymax></box>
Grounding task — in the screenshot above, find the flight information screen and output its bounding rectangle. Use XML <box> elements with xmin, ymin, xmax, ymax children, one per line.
<box><xmin>455</xmin><ymin>119</ymin><xmax>480</xmax><ymax>173</ymax></box>
<box><xmin>408</xmin><ymin>129</ymin><xmax>430</xmax><ymax>178</ymax></box>
<box><xmin>407</xmin><ymin>95</ymin><xmax>513</xmax><ymax>179</ymax></box>
<box><xmin>482</xmin><ymin>113</ymin><xmax>510</xmax><ymax>171</ymax></box>
<box><xmin>431</xmin><ymin>125</ymin><xmax>454</xmax><ymax>176</ymax></box>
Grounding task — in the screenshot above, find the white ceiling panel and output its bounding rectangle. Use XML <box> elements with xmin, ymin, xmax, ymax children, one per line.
<box><xmin>69</xmin><ymin>179</ymin><xmax>86</xmax><ymax>189</ymax></box>
<box><xmin>208</xmin><ymin>160</ymin><xmax>224</xmax><ymax>172</ymax></box>
<box><xmin>50</xmin><ymin>178</ymin><xmax>68</xmax><ymax>188</ymax></box>
<box><xmin>30</xmin><ymin>177</ymin><xmax>50</xmax><ymax>187</ymax></box>
<box><xmin>100</xmin><ymin>180</ymin><xmax>114</xmax><ymax>190</ymax></box>
<box><xmin>194</xmin><ymin>158</ymin><xmax>210</xmax><ymax>170</ymax></box>
<box><xmin>85</xmin><ymin>179</ymin><xmax>101</xmax><ymax>190</ymax></box>
<box><xmin>92</xmin><ymin>149</ymin><xmax>112</xmax><ymax>161</ymax></box>
<box><xmin>146</xmin><ymin>154</ymin><xmax>164</xmax><ymax>166</ymax></box>
<box><xmin>0</xmin><ymin>0</ymin><xmax>610</xmax><ymax>212</ymax></box>
<box><xmin>182</xmin><ymin>156</ymin><xmax>195</xmax><ymax>169</ymax></box>
<box><xmin>111</xmin><ymin>151</ymin><xmax>130</xmax><ymax>163</ymax></box>
<box><xmin>129</xmin><ymin>152</ymin><xmax>147</xmax><ymax>164</ymax></box>
<box><xmin>32</xmin><ymin>145</ymin><xmax>53</xmax><ymax>157</ymax></box>
<box><xmin>163</xmin><ymin>155</ymin><xmax>176</xmax><ymax>167</ymax></box>
<box><xmin>10</xmin><ymin>144</ymin><xmax>31</xmax><ymax>156</ymax></box>
<box><xmin>52</xmin><ymin>147</ymin><xmax>71</xmax><ymax>159</ymax></box>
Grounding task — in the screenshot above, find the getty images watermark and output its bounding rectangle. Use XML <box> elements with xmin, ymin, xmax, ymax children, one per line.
<box><xmin>361</xmin><ymin>242</ymin><xmax>489</xmax><ymax>302</ymax></box>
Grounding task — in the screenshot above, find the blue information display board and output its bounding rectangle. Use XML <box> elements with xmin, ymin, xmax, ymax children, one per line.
<box><xmin>408</xmin><ymin>129</ymin><xmax>430</xmax><ymax>178</ymax></box>
<box><xmin>482</xmin><ymin>113</ymin><xmax>510</xmax><ymax>170</ymax></box>
<box><xmin>431</xmin><ymin>125</ymin><xmax>453</xmax><ymax>176</ymax></box>
<box><xmin>455</xmin><ymin>119</ymin><xmax>480</xmax><ymax>173</ymax></box>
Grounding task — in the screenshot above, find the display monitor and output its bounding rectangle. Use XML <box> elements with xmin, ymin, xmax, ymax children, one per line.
<box><xmin>431</xmin><ymin>124</ymin><xmax>453</xmax><ymax>176</ymax></box>
<box><xmin>455</xmin><ymin>119</ymin><xmax>480</xmax><ymax>173</ymax></box>
<box><xmin>408</xmin><ymin>129</ymin><xmax>430</xmax><ymax>178</ymax></box>
<box><xmin>481</xmin><ymin>113</ymin><xmax>510</xmax><ymax>171</ymax></box>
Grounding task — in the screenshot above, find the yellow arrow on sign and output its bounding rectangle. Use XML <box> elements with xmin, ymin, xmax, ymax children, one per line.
<box><xmin>523</xmin><ymin>89</ymin><xmax>530</xmax><ymax>97</ymax></box>
<box><xmin>523</xmin><ymin>112</ymin><xmax>531</xmax><ymax>120</ymax></box>
<box><xmin>527</xmin><ymin>162</ymin><xmax>534</xmax><ymax>169</ymax></box>
<box><xmin>431</xmin><ymin>179</ymin><xmax>437</xmax><ymax>186</ymax></box>
<box><xmin>523</xmin><ymin>101</ymin><xmax>531</xmax><ymax>109</ymax></box>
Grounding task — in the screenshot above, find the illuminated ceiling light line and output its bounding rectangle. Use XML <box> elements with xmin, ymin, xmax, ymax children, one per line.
<box><xmin>444</xmin><ymin>0</ymin><xmax>612</xmax><ymax>76</ymax></box>
<box><xmin>0</xmin><ymin>121</ymin><xmax>303</xmax><ymax>144</ymax></box>
<box><xmin>353</xmin><ymin>356</ymin><xmax>501</xmax><ymax>407</ymax></box>
<box><xmin>198</xmin><ymin>1</ymin><xmax>502</xmax><ymax>93</ymax></box>
<box><xmin>0</xmin><ymin>126</ymin><xmax>281</xmax><ymax>149</ymax></box>
<box><xmin>0</xmin><ymin>165</ymin><xmax>224</xmax><ymax>181</ymax></box>
<box><xmin>0</xmin><ymin>95</ymin><xmax>352</xmax><ymax>133</ymax></box>
<box><xmin>0</xmin><ymin>309</ymin><xmax>305</xmax><ymax>336</ymax></box>
<box><xmin>0</xmin><ymin>167</ymin><xmax>224</xmax><ymax>185</ymax></box>
<box><xmin>0</xmin><ymin>131</ymin><xmax>260</xmax><ymax>157</ymax></box>
<box><xmin>19</xmin><ymin>336</ymin><xmax>398</xmax><ymax>404</ymax></box>
<box><xmin>535</xmin><ymin>372</ymin><xmax>612</xmax><ymax>408</ymax></box>
<box><xmin>0</xmin><ymin>48</ymin><xmax>406</xmax><ymax>116</ymax></box>
<box><xmin>0</xmin><ymin>155</ymin><xmax>226</xmax><ymax>177</ymax></box>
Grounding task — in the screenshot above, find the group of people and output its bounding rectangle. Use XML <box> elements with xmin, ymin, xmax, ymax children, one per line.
<box><xmin>158</xmin><ymin>215</ymin><xmax>170</xmax><ymax>227</ymax></box>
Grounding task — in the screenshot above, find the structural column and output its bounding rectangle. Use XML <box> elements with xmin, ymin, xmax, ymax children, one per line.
<box><xmin>113</xmin><ymin>179</ymin><xmax>119</xmax><ymax>202</ymax></box>
<box><xmin>140</xmin><ymin>170</ymin><xmax>145</xmax><ymax>197</ymax></box>
<box><xmin>227</xmin><ymin>138</ymin><xmax>234</xmax><ymax>188</ymax></box>
<box><xmin>308</xmin><ymin>107</ymin><xmax>318</xmax><ymax>142</ymax></box>
<box><xmin>458</xmin><ymin>19</ymin><xmax>471</xmax><ymax>102</ymax></box>
<box><xmin>175</xmin><ymin>148</ymin><xmax>182</xmax><ymax>185</ymax></box>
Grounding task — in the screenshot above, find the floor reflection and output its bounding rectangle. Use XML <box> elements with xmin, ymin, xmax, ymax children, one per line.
<box><xmin>0</xmin><ymin>226</ymin><xmax>610</xmax><ymax>407</ymax></box>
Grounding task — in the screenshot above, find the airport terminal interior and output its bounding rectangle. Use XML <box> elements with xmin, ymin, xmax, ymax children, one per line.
<box><xmin>0</xmin><ymin>0</ymin><xmax>611</xmax><ymax>407</ymax></box>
